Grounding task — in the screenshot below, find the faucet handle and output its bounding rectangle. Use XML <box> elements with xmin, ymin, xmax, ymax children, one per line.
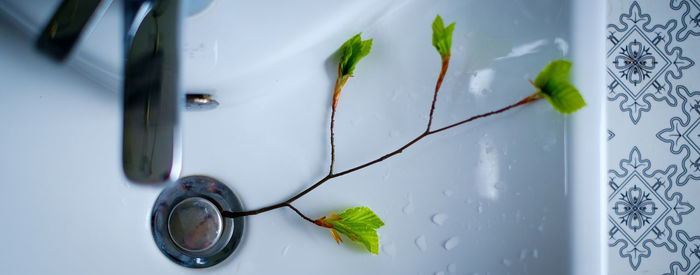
<box><xmin>36</xmin><ymin>0</ymin><xmax>113</xmax><ymax>61</ymax></box>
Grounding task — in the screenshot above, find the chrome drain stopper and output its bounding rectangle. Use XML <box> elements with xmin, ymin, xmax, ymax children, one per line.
<box><xmin>168</xmin><ymin>197</ymin><xmax>223</xmax><ymax>252</ymax></box>
<box><xmin>151</xmin><ymin>175</ymin><xmax>244</xmax><ymax>268</ymax></box>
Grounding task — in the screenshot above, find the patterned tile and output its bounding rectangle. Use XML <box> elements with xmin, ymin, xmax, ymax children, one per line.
<box><xmin>608</xmin><ymin>147</ymin><xmax>694</xmax><ymax>270</ymax></box>
<box><xmin>665</xmin><ymin>231</ymin><xmax>700</xmax><ymax>274</ymax></box>
<box><xmin>657</xmin><ymin>86</ymin><xmax>700</xmax><ymax>185</ymax></box>
<box><xmin>608</xmin><ymin>0</ymin><xmax>700</xmax><ymax>274</ymax></box>
<box><xmin>670</xmin><ymin>0</ymin><xmax>700</xmax><ymax>41</ymax></box>
<box><xmin>607</xmin><ymin>2</ymin><xmax>693</xmax><ymax>125</ymax></box>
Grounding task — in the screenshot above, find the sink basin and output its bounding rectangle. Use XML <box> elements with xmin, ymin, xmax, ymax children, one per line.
<box><xmin>0</xmin><ymin>0</ymin><xmax>606</xmax><ymax>274</ymax></box>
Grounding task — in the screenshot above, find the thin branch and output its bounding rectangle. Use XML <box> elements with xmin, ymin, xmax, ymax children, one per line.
<box><xmin>429</xmin><ymin>93</ymin><xmax>542</xmax><ymax>135</ymax></box>
<box><xmin>330</xmin><ymin>67</ymin><xmax>348</xmax><ymax>174</ymax></box>
<box><xmin>222</xmin><ymin>93</ymin><xmax>543</xmax><ymax>219</ymax></box>
<box><xmin>330</xmin><ymin>108</ymin><xmax>337</xmax><ymax>174</ymax></box>
<box><xmin>222</xmin><ymin>201</ymin><xmax>321</xmax><ymax>226</ymax></box>
<box><xmin>426</xmin><ymin>55</ymin><xmax>450</xmax><ymax>132</ymax></box>
<box><xmin>284</xmin><ymin>203</ymin><xmax>317</xmax><ymax>225</ymax></box>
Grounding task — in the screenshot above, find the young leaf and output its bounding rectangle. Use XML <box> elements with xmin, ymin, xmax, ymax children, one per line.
<box><xmin>533</xmin><ymin>60</ymin><xmax>586</xmax><ymax>114</ymax></box>
<box><xmin>432</xmin><ymin>15</ymin><xmax>456</xmax><ymax>58</ymax></box>
<box><xmin>316</xmin><ymin>207</ymin><xmax>385</xmax><ymax>254</ymax></box>
<box><xmin>333</xmin><ymin>33</ymin><xmax>372</xmax><ymax>110</ymax></box>
<box><xmin>339</xmin><ymin>33</ymin><xmax>373</xmax><ymax>77</ymax></box>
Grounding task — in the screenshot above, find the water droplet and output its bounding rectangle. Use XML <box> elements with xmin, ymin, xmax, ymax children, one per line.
<box><xmin>402</xmin><ymin>202</ymin><xmax>414</xmax><ymax>215</ymax></box>
<box><xmin>281</xmin><ymin>245</ymin><xmax>290</xmax><ymax>256</ymax></box>
<box><xmin>476</xmin><ymin>136</ymin><xmax>500</xmax><ymax>199</ymax></box>
<box><xmin>415</xmin><ymin>235</ymin><xmax>427</xmax><ymax>252</ymax></box>
<box><xmin>532</xmin><ymin>248</ymin><xmax>539</xmax><ymax>259</ymax></box>
<box><xmin>447</xmin><ymin>263</ymin><xmax>457</xmax><ymax>273</ymax></box>
<box><xmin>383</xmin><ymin>172</ymin><xmax>391</xmax><ymax>182</ymax></box>
<box><xmin>494</xmin><ymin>182</ymin><xmax>507</xmax><ymax>191</ymax></box>
<box><xmin>520</xmin><ymin>249</ymin><xmax>527</xmax><ymax>261</ymax></box>
<box><xmin>432</xmin><ymin>213</ymin><xmax>449</xmax><ymax>226</ymax></box>
<box><xmin>554</xmin><ymin>37</ymin><xmax>569</xmax><ymax>56</ymax></box>
<box><xmin>402</xmin><ymin>193</ymin><xmax>414</xmax><ymax>214</ymax></box>
<box><xmin>537</xmin><ymin>223</ymin><xmax>545</xmax><ymax>232</ymax></box>
<box><xmin>382</xmin><ymin>242</ymin><xmax>396</xmax><ymax>257</ymax></box>
<box><xmin>469</xmin><ymin>68</ymin><xmax>495</xmax><ymax>96</ymax></box>
<box><xmin>390</xmin><ymin>89</ymin><xmax>400</xmax><ymax>101</ymax></box>
<box><xmin>502</xmin><ymin>258</ymin><xmax>513</xmax><ymax>267</ymax></box>
<box><xmin>443</xmin><ymin>190</ymin><xmax>454</xmax><ymax>197</ymax></box>
<box><xmin>435</xmin><ymin>271</ymin><xmax>446</xmax><ymax>275</ymax></box>
<box><xmin>477</xmin><ymin>202</ymin><xmax>484</xmax><ymax>214</ymax></box>
<box><xmin>443</xmin><ymin>236</ymin><xmax>460</xmax><ymax>250</ymax></box>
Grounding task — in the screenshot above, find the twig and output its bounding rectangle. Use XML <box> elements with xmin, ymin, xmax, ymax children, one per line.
<box><xmin>284</xmin><ymin>203</ymin><xmax>316</xmax><ymax>225</ymax></box>
<box><xmin>426</xmin><ymin>55</ymin><xmax>450</xmax><ymax>132</ymax></box>
<box><xmin>330</xmin><ymin>108</ymin><xmax>337</xmax><ymax>174</ymax></box>
<box><xmin>221</xmin><ymin>93</ymin><xmax>543</xmax><ymax>220</ymax></box>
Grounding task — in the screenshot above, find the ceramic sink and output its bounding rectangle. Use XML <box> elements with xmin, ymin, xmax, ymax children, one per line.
<box><xmin>0</xmin><ymin>0</ymin><xmax>606</xmax><ymax>274</ymax></box>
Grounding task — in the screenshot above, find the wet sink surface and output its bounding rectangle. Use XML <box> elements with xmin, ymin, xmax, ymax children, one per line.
<box><xmin>0</xmin><ymin>0</ymin><xmax>604</xmax><ymax>274</ymax></box>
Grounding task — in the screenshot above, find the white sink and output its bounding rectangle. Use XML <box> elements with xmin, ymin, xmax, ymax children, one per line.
<box><xmin>0</xmin><ymin>0</ymin><xmax>606</xmax><ymax>274</ymax></box>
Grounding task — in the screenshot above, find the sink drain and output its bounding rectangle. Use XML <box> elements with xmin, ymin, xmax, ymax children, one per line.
<box><xmin>168</xmin><ymin>197</ymin><xmax>223</xmax><ymax>252</ymax></box>
<box><xmin>151</xmin><ymin>175</ymin><xmax>244</xmax><ymax>268</ymax></box>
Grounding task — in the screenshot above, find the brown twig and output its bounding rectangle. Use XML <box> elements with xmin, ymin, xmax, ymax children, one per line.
<box><xmin>284</xmin><ymin>203</ymin><xmax>316</xmax><ymax>225</ymax></box>
<box><xmin>330</xmin><ymin>107</ymin><xmax>337</xmax><ymax>174</ymax></box>
<box><xmin>221</xmin><ymin>42</ymin><xmax>546</xmax><ymax>222</ymax></box>
<box><xmin>330</xmin><ymin>65</ymin><xmax>349</xmax><ymax>174</ymax></box>
<box><xmin>221</xmin><ymin>92</ymin><xmax>543</xmax><ymax>220</ymax></box>
<box><xmin>426</xmin><ymin>54</ymin><xmax>450</xmax><ymax>132</ymax></box>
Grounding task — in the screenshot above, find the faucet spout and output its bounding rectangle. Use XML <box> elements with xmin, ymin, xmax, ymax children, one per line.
<box><xmin>122</xmin><ymin>0</ymin><xmax>183</xmax><ymax>183</ymax></box>
<box><xmin>37</xmin><ymin>0</ymin><xmax>186</xmax><ymax>184</ymax></box>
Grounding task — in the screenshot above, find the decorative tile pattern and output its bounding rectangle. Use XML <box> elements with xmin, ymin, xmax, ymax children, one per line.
<box><xmin>670</xmin><ymin>0</ymin><xmax>700</xmax><ymax>42</ymax></box>
<box><xmin>608</xmin><ymin>147</ymin><xmax>694</xmax><ymax>270</ymax></box>
<box><xmin>657</xmin><ymin>86</ymin><xmax>700</xmax><ymax>185</ymax></box>
<box><xmin>665</xmin><ymin>230</ymin><xmax>700</xmax><ymax>274</ymax></box>
<box><xmin>608</xmin><ymin>1</ymin><xmax>700</xmax><ymax>273</ymax></box>
<box><xmin>607</xmin><ymin>2</ymin><xmax>694</xmax><ymax>124</ymax></box>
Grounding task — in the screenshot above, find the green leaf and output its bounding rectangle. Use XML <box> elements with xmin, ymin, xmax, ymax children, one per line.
<box><xmin>339</xmin><ymin>33</ymin><xmax>373</xmax><ymax>77</ymax></box>
<box><xmin>533</xmin><ymin>60</ymin><xmax>586</xmax><ymax>114</ymax></box>
<box><xmin>432</xmin><ymin>15</ymin><xmax>456</xmax><ymax>57</ymax></box>
<box><xmin>534</xmin><ymin>59</ymin><xmax>571</xmax><ymax>89</ymax></box>
<box><xmin>325</xmin><ymin>207</ymin><xmax>385</xmax><ymax>254</ymax></box>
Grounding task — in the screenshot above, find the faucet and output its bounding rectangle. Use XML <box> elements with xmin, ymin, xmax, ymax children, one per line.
<box><xmin>36</xmin><ymin>0</ymin><xmax>183</xmax><ymax>184</ymax></box>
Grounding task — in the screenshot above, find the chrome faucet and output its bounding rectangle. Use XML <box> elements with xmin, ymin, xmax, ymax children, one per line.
<box><xmin>122</xmin><ymin>0</ymin><xmax>182</xmax><ymax>183</ymax></box>
<box><xmin>37</xmin><ymin>0</ymin><xmax>183</xmax><ymax>184</ymax></box>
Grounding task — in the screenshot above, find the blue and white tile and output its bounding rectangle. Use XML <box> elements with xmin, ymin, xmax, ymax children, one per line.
<box><xmin>608</xmin><ymin>0</ymin><xmax>700</xmax><ymax>274</ymax></box>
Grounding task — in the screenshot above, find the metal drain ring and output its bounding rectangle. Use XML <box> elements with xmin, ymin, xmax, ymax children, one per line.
<box><xmin>151</xmin><ymin>175</ymin><xmax>244</xmax><ymax>268</ymax></box>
